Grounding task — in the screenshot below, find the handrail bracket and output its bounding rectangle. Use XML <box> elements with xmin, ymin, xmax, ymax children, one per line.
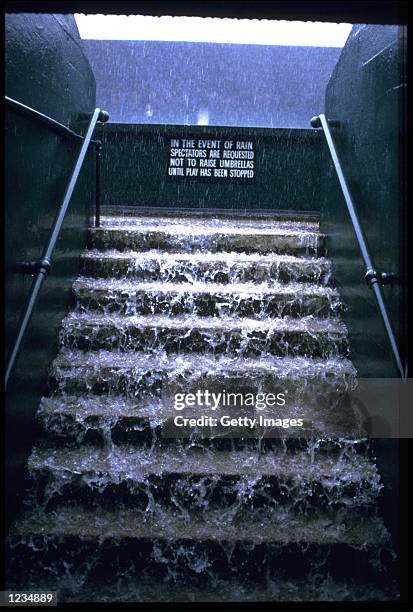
<box><xmin>14</xmin><ymin>258</ymin><xmax>52</xmax><ymax>277</ymax></box>
<box><xmin>365</xmin><ymin>269</ymin><xmax>398</xmax><ymax>287</ymax></box>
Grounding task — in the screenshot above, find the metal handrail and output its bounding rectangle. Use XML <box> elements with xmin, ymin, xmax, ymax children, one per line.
<box><xmin>311</xmin><ymin>113</ymin><xmax>405</xmax><ymax>379</ymax></box>
<box><xmin>5</xmin><ymin>95</ymin><xmax>106</xmax><ymax>145</ymax></box>
<box><xmin>5</xmin><ymin>104</ymin><xmax>109</xmax><ymax>389</ymax></box>
<box><xmin>6</xmin><ymin>95</ymin><xmax>108</xmax><ymax>228</ymax></box>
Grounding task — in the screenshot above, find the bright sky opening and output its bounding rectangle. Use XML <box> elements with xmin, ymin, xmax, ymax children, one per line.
<box><xmin>74</xmin><ymin>14</ymin><xmax>352</xmax><ymax>47</ymax></box>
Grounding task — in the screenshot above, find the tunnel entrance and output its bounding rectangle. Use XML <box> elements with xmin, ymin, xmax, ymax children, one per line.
<box><xmin>74</xmin><ymin>14</ymin><xmax>351</xmax><ymax>212</ymax></box>
<box><xmin>5</xmin><ymin>4</ymin><xmax>408</xmax><ymax>608</ymax></box>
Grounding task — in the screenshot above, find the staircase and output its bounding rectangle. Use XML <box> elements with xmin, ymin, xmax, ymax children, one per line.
<box><xmin>7</xmin><ymin>210</ymin><xmax>399</xmax><ymax>602</ymax></box>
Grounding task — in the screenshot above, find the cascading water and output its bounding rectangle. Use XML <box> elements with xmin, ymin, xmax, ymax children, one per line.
<box><xmin>6</xmin><ymin>212</ymin><xmax>399</xmax><ymax>602</ymax></box>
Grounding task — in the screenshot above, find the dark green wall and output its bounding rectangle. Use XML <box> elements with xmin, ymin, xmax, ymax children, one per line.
<box><xmin>319</xmin><ymin>24</ymin><xmax>406</xmax><ymax>556</ymax></box>
<box><xmin>98</xmin><ymin>124</ymin><xmax>327</xmax><ymax>211</ymax></box>
<box><xmin>320</xmin><ymin>24</ymin><xmax>407</xmax><ymax>378</ymax></box>
<box><xmin>5</xmin><ymin>13</ymin><xmax>96</xmax><ymax>522</ymax></box>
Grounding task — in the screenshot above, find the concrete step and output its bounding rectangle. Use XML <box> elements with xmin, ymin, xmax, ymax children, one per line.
<box><xmin>60</xmin><ymin>313</ymin><xmax>349</xmax><ymax>358</ymax></box>
<box><xmin>89</xmin><ymin>225</ymin><xmax>325</xmax><ymax>256</ymax></box>
<box><xmin>99</xmin><ymin>207</ymin><xmax>320</xmax><ymax>223</ymax></box>
<box><xmin>44</xmin><ymin>350</ymin><xmax>359</xmax><ymax>441</ymax></box>
<box><xmin>28</xmin><ymin>442</ymin><xmax>382</xmax><ymax>513</ymax></box>
<box><xmin>49</xmin><ymin>349</ymin><xmax>356</xmax><ymax>395</ymax></box>
<box><xmin>72</xmin><ymin>278</ymin><xmax>341</xmax><ymax>319</ymax></box>
<box><xmin>8</xmin><ymin>506</ymin><xmax>393</xmax><ymax>598</ymax></box>
<box><xmin>99</xmin><ymin>214</ymin><xmax>320</xmax><ymax>231</ymax></box>
<box><xmin>5</xmin><ymin>572</ymin><xmax>399</xmax><ymax>604</ymax></box>
<box><xmin>10</xmin><ymin>504</ymin><xmax>389</xmax><ymax>547</ymax></box>
<box><xmin>81</xmin><ymin>249</ymin><xmax>333</xmax><ymax>285</ymax></box>
<box><xmin>38</xmin><ymin>393</ymin><xmax>366</xmax><ymax>446</ymax></box>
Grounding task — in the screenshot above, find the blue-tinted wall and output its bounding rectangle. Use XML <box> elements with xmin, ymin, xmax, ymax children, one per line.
<box><xmin>82</xmin><ymin>40</ymin><xmax>342</xmax><ymax>127</ymax></box>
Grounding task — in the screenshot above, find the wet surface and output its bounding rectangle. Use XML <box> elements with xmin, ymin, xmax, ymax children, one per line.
<box><xmin>7</xmin><ymin>211</ymin><xmax>399</xmax><ymax>602</ymax></box>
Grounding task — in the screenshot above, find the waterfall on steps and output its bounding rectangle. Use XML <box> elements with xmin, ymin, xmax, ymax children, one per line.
<box><xmin>6</xmin><ymin>212</ymin><xmax>399</xmax><ymax>602</ymax></box>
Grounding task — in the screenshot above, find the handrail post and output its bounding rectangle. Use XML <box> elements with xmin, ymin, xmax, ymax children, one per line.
<box><xmin>95</xmin><ymin>141</ymin><xmax>102</xmax><ymax>228</ymax></box>
<box><xmin>5</xmin><ymin>107</ymin><xmax>109</xmax><ymax>390</ymax></box>
<box><xmin>312</xmin><ymin>113</ymin><xmax>405</xmax><ymax>379</ymax></box>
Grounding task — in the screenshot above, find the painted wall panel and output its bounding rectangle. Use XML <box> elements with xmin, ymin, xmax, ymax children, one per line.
<box><xmin>5</xmin><ymin>13</ymin><xmax>96</xmax><ymax>522</ymax></box>
<box><xmin>97</xmin><ymin>124</ymin><xmax>328</xmax><ymax>211</ymax></box>
<box><xmin>320</xmin><ymin>24</ymin><xmax>406</xmax><ymax>378</ymax></box>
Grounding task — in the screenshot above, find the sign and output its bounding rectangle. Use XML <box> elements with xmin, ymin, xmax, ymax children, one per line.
<box><xmin>167</xmin><ymin>137</ymin><xmax>255</xmax><ymax>181</ymax></box>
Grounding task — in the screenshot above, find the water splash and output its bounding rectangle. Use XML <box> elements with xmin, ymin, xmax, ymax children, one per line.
<box><xmin>7</xmin><ymin>213</ymin><xmax>398</xmax><ymax>602</ymax></box>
